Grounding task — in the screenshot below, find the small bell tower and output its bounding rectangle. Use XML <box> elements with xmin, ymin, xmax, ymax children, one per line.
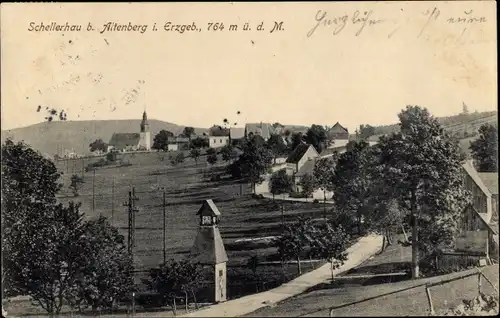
<box><xmin>190</xmin><ymin>199</ymin><xmax>228</xmax><ymax>303</ymax></box>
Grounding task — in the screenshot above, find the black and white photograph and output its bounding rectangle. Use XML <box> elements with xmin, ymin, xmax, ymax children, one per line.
<box><xmin>1</xmin><ymin>1</ymin><xmax>498</xmax><ymax>317</ymax></box>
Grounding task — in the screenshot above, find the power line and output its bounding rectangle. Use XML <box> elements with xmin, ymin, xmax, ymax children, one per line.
<box><xmin>163</xmin><ymin>190</ymin><xmax>166</xmax><ymax>264</ymax></box>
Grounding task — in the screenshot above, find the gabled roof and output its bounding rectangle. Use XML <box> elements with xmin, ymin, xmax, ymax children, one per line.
<box><xmin>196</xmin><ymin>199</ymin><xmax>221</xmax><ymax>216</ymax></box>
<box><xmin>209</xmin><ymin>125</ymin><xmax>230</xmax><ymax>137</ymax></box>
<box><xmin>462</xmin><ymin>160</ymin><xmax>492</xmax><ymax>197</ymax></box>
<box><xmin>465</xmin><ymin>204</ymin><xmax>497</xmax><ymax>235</ymax></box>
<box><xmin>245</xmin><ymin>123</ymin><xmax>275</xmax><ymax>140</ymax></box>
<box><xmin>286</xmin><ymin>143</ymin><xmax>313</xmax><ymax>164</ymax></box>
<box><xmin>478</xmin><ymin>173</ymin><xmax>498</xmax><ymax>195</ymax></box>
<box><xmin>108</xmin><ymin>133</ymin><xmax>141</xmax><ymax>149</ymax></box>
<box><xmin>329</xmin><ymin>122</ymin><xmax>349</xmax><ymax>134</ymax></box>
<box><xmin>230</xmin><ymin>127</ymin><xmax>245</xmax><ymax>139</ymax></box>
<box><xmin>190</xmin><ymin>227</ymin><xmax>228</xmax><ymax>264</ymax></box>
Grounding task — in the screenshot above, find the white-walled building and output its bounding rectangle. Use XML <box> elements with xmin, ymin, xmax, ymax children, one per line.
<box><xmin>209</xmin><ymin>136</ymin><xmax>230</xmax><ymax>148</ymax></box>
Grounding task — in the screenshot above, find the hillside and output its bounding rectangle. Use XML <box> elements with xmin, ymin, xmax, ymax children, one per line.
<box><xmin>370</xmin><ymin>111</ymin><xmax>497</xmax><ymax>138</ymax></box>
<box><xmin>1</xmin><ymin>120</ymin><xmax>208</xmax><ymax>157</ymax></box>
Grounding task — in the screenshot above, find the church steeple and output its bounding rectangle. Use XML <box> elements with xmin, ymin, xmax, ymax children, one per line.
<box><xmin>140</xmin><ymin>110</ymin><xmax>149</xmax><ymax>133</ymax></box>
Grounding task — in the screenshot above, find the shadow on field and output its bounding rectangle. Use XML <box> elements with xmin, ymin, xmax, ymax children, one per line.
<box><xmin>243</xmin><ymin>211</ymin><xmax>325</xmax><ymax>225</ymax></box>
<box><xmin>343</xmin><ymin>261</ymin><xmax>412</xmax><ymax>276</ymax></box>
<box><xmin>221</xmin><ymin>223</ymin><xmax>283</xmax><ymax>238</ymax></box>
<box><xmin>304</xmin><ymin>271</ymin><xmax>411</xmax><ymax>294</ymax></box>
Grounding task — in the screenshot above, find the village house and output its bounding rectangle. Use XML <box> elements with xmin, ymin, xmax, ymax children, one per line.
<box><xmin>245</xmin><ymin>122</ymin><xmax>275</xmax><ymax>142</ymax></box>
<box><xmin>450</xmin><ymin>160</ymin><xmax>499</xmax><ymax>266</ymax></box>
<box><xmin>208</xmin><ymin>125</ymin><xmax>230</xmax><ymax>149</ymax></box>
<box><xmin>107</xmin><ymin>111</ymin><xmax>151</xmax><ymax>152</ymax></box>
<box><xmin>166</xmin><ymin>136</ymin><xmax>190</xmax><ymax>151</ymax></box>
<box><xmin>478</xmin><ymin>172</ymin><xmax>499</xmax><ymax>226</ymax></box>
<box><xmin>229</xmin><ymin>127</ymin><xmax>245</xmax><ymax>145</ymax></box>
<box><xmin>284</xmin><ymin>143</ymin><xmax>319</xmax><ymax>192</ymax></box>
<box><xmin>327</xmin><ymin>122</ymin><xmax>350</xmax><ymax>149</ymax></box>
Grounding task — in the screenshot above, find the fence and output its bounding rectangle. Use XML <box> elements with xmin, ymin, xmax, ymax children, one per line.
<box><xmin>327</xmin><ymin>267</ymin><xmax>499</xmax><ymax>317</ymax></box>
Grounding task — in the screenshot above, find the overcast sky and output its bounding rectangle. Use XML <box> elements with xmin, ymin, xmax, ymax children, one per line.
<box><xmin>1</xmin><ymin>2</ymin><xmax>497</xmax><ymax>132</ymax></box>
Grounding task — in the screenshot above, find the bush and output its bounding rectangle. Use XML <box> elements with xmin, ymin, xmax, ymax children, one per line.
<box><xmin>135</xmin><ymin>292</ymin><xmax>166</xmax><ymax>309</ymax></box>
<box><xmin>313</xmin><ymin>199</ymin><xmax>319</xmax><ymax>204</ymax></box>
<box><xmin>210</xmin><ymin>174</ymin><xmax>222</xmax><ymax>182</ymax></box>
<box><xmin>106</xmin><ymin>151</ymin><xmax>117</xmax><ymax>162</ymax></box>
<box><xmin>330</xmin><ymin>210</ymin><xmax>357</xmax><ymax>234</ymax></box>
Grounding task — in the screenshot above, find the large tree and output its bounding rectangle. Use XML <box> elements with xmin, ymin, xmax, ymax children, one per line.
<box><xmin>310</xmin><ymin>223</ymin><xmax>349</xmax><ymax>281</ymax></box>
<box><xmin>304</xmin><ymin>125</ymin><xmax>329</xmax><ymax>153</ymax></box>
<box><xmin>89</xmin><ymin>139</ymin><xmax>108</xmax><ymax>153</ymax></box>
<box><xmin>266</xmin><ymin>134</ymin><xmax>288</xmax><ymax>164</ymax></box>
<box><xmin>219</xmin><ymin>144</ymin><xmax>234</xmax><ymax>163</ymax></box>
<box><xmin>297</xmin><ymin>173</ymin><xmax>316</xmax><ymax>198</ymax></box>
<box><xmin>67</xmin><ymin>216</ymin><xmax>134</xmax><ymax>313</ymax></box>
<box><xmin>2</xmin><ymin>139</ymin><xmax>62</xmax><ymax>298</ymax></box>
<box><xmin>2</xmin><ymin>140</ymin><xmax>135</xmax><ymax>315</ymax></box>
<box><xmin>269</xmin><ymin>169</ymin><xmax>293</xmax><ymax>200</ymax></box>
<box><xmin>469</xmin><ymin>123</ymin><xmax>498</xmax><ymax>172</ymax></box>
<box><xmin>358</xmin><ymin>124</ymin><xmax>376</xmax><ymax>140</ymax></box>
<box><xmin>233</xmin><ymin>135</ymin><xmax>273</xmax><ymax>193</ymax></box>
<box><xmin>190</xmin><ymin>148</ymin><xmax>201</xmax><ymax>166</ymax></box>
<box><xmin>182</xmin><ymin>127</ymin><xmax>195</xmax><ymax>139</ymax></box>
<box><xmin>190</xmin><ymin>137</ymin><xmax>209</xmax><ymax>149</ymax></box>
<box><xmin>313</xmin><ymin>156</ymin><xmax>338</xmax><ymax>219</ymax></box>
<box><xmin>275</xmin><ymin>217</ymin><xmax>315</xmax><ymax>275</ymax></box>
<box><xmin>148</xmin><ymin>259</ymin><xmax>203</xmax><ymax>315</ymax></box>
<box><xmin>152</xmin><ymin>130</ymin><xmax>174</xmax><ymax>151</ymax></box>
<box><xmin>332</xmin><ymin>140</ymin><xmax>373</xmax><ymax>235</ymax></box>
<box><xmin>289</xmin><ymin>132</ymin><xmax>304</xmax><ymax>152</ymax></box>
<box><xmin>374</xmin><ymin>106</ymin><xmax>471</xmax><ymax>279</ymax></box>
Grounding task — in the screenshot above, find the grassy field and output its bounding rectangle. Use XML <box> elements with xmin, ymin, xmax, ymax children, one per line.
<box><xmin>4</xmin><ymin>151</ymin><xmax>334</xmax><ymax>315</ymax></box>
<box><xmin>54</xmin><ymin>152</ymin><xmax>330</xmax><ymax>293</ymax></box>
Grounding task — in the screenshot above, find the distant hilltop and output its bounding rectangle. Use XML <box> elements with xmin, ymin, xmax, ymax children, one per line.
<box><xmin>1</xmin><ymin>110</ymin><xmax>496</xmax><ymax>158</ymax></box>
<box><xmin>0</xmin><ymin>119</ymin><xmax>208</xmax><ymax>157</ymax></box>
<box><xmin>0</xmin><ymin>119</ymin><xmax>310</xmax><ymax>158</ymax></box>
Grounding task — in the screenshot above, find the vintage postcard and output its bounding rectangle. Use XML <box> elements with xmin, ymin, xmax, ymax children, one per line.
<box><xmin>1</xmin><ymin>1</ymin><xmax>498</xmax><ymax>317</ymax></box>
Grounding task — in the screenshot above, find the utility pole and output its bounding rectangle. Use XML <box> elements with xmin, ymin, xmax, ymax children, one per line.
<box><xmin>125</xmin><ymin>191</ymin><xmax>133</xmax><ymax>256</ymax></box>
<box><xmin>92</xmin><ymin>169</ymin><xmax>96</xmax><ymax>214</ymax></box>
<box><xmin>111</xmin><ymin>176</ymin><xmax>115</xmax><ymax>226</ymax></box>
<box><xmin>81</xmin><ymin>158</ymin><xmax>85</xmax><ymax>178</ymax></box>
<box><xmin>124</xmin><ymin>188</ymin><xmax>139</xmax><ymax>256</ymax></box>
<box><xmin>163</xmin><ymin>190</ymin><xmax>166</xmax><ymax>264</ymax></box>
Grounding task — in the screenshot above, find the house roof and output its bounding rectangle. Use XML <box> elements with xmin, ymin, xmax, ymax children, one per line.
<box><xmin>478</xmin><ymin>173</ymin><xmax>498</xmax><ymax>195</ymax></box>
<box><xmin>209</xmin><ymin>125</ymin><xmax>230</xmax><ymax>137</ymax></box>
<box><xmin>462</xmin><ymin>160</ymin><xmax>492</xmax><ymax>197</ymax></box>
<box><xmin>466</xmin><ymin>204</ymin><xmax>498</xmax><ymax>235</ymax></box>
<box><xmin>286</xmin><ymin>143</ymin><xmax>312</xmax><ymax>164</ymax></box>
<box><xmin>246</xmin><ymin>123</ymin><xmax>275</xmax><ymax>140</ymax></box>
<box><xmin>175</xmin><ymin>137</ymin><xmax>190</xmax><ymax>143</ymax></box>
<box><xmin>108</xmin><ymin>133</ymin><xmax>141</xmax><ymax>149</ymax></box>
<box><xmin>190</xmin><ymin>226</ymin><xmax>228</xmax><ymax>265</ymax></box>
<box><xmin>196</xmin><ymin>199</ymin><xmax>221</xmax><ymax>216</ymax></box>
<box><xmin>295</xmin><ymin>158</ymin><xmax>316</xmax><ymax>177</ymax></box>
<box><xmin>329</xmin><ymin>122</ymin><xmax>349</xmax><ymax>134</ymax></box>
<box><xmin>230</xmin><ymin>127</ymin><xmax>245</xmax><ymax>139</ymax></box>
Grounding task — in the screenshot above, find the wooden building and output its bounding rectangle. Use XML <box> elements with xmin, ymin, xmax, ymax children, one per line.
<box><xmin>190</xmin><ymin>200</ymin><xmax>228</xmax><ymax>303</ymax></box>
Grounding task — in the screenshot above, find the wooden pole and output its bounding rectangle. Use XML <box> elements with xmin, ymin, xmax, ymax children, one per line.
<box><xmin>92</xmin><ymin>169</ymin><xmax>96</xmax><ymax>214</ymax></box>
<box><xmin>425</xmin><ymin>286</ymin><xmax>435</xmax><ymax>315</ymax></box>
<box><xmin>111</xmin><ymin>176</ymin><xmax>115</xmax><ymax>225</ymax></box>
<box><xmin>163</xmin><ymin>190</ymin><xmax>167</xmax><ymax>264</ymax></box>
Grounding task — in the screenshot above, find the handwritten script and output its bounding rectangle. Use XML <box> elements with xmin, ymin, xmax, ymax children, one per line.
<box><xmin>307</xmin><ymin>10</ymin><xmax>384</xmax><ymax>37</ymax></box>
<box><xmin>307</xmin><ymin>8</ymin><xmax>489</xmax><ymax>41</ymax></box>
